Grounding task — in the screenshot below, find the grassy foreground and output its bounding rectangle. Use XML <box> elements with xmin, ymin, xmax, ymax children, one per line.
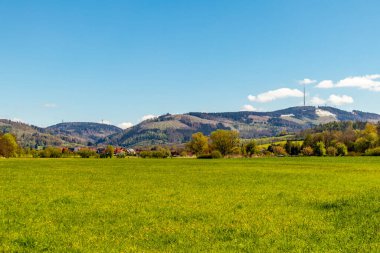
<box><xmin>1</xmin><ymin>158</ymin><xmax>379</xmax><ymax>252</ymax></box>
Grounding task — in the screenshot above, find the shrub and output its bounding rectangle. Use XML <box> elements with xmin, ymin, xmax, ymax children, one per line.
<box><xmin>196</xmin><ymin>154</ymin><xmax>213</xmax><ymax>159</ymax></box>
<box><xmin>180</xmin><ymin>151</ymin><xmax>189</xmax><ymax>157</ymax></box>
<box><xmin>262</xmin><ymin>150</ymin><xmax>274</xmax><ymax>157</ymax></box>
<box><xmin>244</xmin><ymin>140</ymin><xmax>257</xmax><ymax>157</ymax></box>
<box><xmin>301</xmin><ymin>146</ymin><xmax>314</xmax><ymax>156</ymax></box>
<box><xmin>285</xmin><ymin>141</ymin><xmax>301</xmax><ymax>156</ymax></box>
<box><xmin>77</xmin><ymin>148</ymin><xmax>97</xmax><ymax>158</ymax></box>
<box><xmin>211</xmin><ymin>150</ymin><xmax>223</xmax><ymax>159</ymax></box>
<box><xmin>327</xmin><ymin>146</ymin><xmax>337</xmax><ymax>156</ymax></box>
<box><xmin>139</xmin><ymin>151</ymin><xmax>152</xmax><ymax>158</ymax></box>
<box><xmin>271</xmin><ymin>146</ymin><xmax>287</xmax><ymax>156</ymax></box>
<box><xmin>365</xmin><ymin>147</ymin><xmax>380</xmax><ymax>156</ymax></box>
<box><xmin>39</xmin><ymin>147</ymin><xmax>62</xmax><ymax>158</ymax></box>
<box><xmin>139</xmin><ymin>149</ymin><xmax>170</xmax><ymax>158</ymax></box>
<box><xmin>116</xmin><ymin>152</ymin><xmax>126</xmax><ymax>158</ymax></box>
<box><xmin>151</xmin><ymin>150</ymin><xmax>170</xmax><ymax>158</ymax></box>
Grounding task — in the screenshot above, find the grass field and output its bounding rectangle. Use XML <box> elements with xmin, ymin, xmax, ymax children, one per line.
<box><xmin>1</xmin><ymin>158</ymin><xmax>379</xmax><ymax>252</ymax></box>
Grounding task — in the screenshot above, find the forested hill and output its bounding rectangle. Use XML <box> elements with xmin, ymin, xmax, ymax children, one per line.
<box><xmin>46</xmin><ymin>122</ymin><xmax>123</xmax><ymax>146</ymax></box>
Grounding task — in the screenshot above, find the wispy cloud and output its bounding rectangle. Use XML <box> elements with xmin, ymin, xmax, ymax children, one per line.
<box><xmin>141</xmin><ymin>114</ymin><xmax>157</xmax><ymax>121</ymax></box>
<box><xmin>316</xmin><ymin>80</ymin><xmax>334</xmax><ymax>89</ymax></box>
<box><xmin>118</xmin><ymin>122</ymin><xmax>133</xmax><ymax>129</ymax></box>
<box><xmin>11</xmin><ymin>118</ymin><xmax>27</xmax><ymax>123</ymax></box>
<box><xmin>248</xmin><ymin>88</ymin><xmax>304</xmax><ymax>103</ymax></box>
<box><xmin>240</xmin><ymin>105</ymin><xmax>257</xmax><ymax>111</ymax></box>
<box><xmin>316</xmin><ymin>74</ymin><xmax>380</xmax><ymax>91</ymax></box>
<box><xmin>311</xmin><ymin>94</ymin><xmax>354</xmax><ymax>106</ymax></box>
<box><xmin>299</xmin><ymin>78</ymin><xmax>317</xmax><ymax>85</ymax></box>
<box><xmin>310</xmin><ymin>96</ymin><xmax>326</xmax><ymax>105</ymax></box>
<box><xmin>43</xmin><ymin>103</ymin><xmax>57</xmax><ymax>108</ymax></box>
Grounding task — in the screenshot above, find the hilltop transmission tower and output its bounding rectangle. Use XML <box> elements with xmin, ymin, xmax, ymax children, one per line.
<box><xmin>303</xmin><ymin>83</ymin><xmax>306</xmax><ymax>107</ymax></box>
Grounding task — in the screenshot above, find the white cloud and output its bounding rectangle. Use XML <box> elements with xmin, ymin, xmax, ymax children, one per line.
<box><xmin>44</xmin><ymin>103</ymin><xmax>57</xmax><ymax>108</ymax></box>
<box><xmin>310</xmin><ymin>96</ymin><xmax>326</xmax><ymax>105</ymax></box>
<box><xmin>316</xmin><ymin>109</ymin><xmax>336</xmax><ymax>118</ymax></box>
<box><xmin>118</xmin><ymin>122</ymin><xmax>133</xmax><ymax>129</ymax></box>
<box><xmin>327</xmin><ymin>94</ymin><xmax>354</xmax><ymax>106</ymax></box>
<box><xmin>335</xmin><ymin>75</ymin><xmax>380</xmax><ymax>91</ymax></box>
<box><xmin>299</xmin><ymin>78</ymin><xmax>317</xmax><ymax>85</ymax></box>
<box><xmin>248</xmin><ymin>88</ymin><xmax>304</xmax><ymax>103</ymax></box>
<box><xmin>240</xmin><ymin>105</ymin><xmax>257</xmax><ymax>111</ymax></box>
<box><xmin>316</xmin><ymin>80</ymin><xmax>334</xmax><ymax>89</ymax></box>
<box><xmin>316</xmin><ymin>74</ymin><xmax>380</xmax><ymax>91</ymax></box>
<box><xmin>141</xmin><ymin>114</ymin><xmax>157</xmax><ymax>121</ymax></box>
<box><xmin>11</xmin><ymin>118</ymin><xmax>27</xmax><ymax>123</ymax></box>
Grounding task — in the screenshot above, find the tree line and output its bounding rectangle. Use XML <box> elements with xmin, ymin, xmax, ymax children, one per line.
<box><xmin>2</xmin><ymin>122</ymin><xmax>380</xmax><ymax>158</ymax></box>
<box><xmin>186</xmin><ymin>122</ymin><xmax>380</xmax><ymax>158</ymax></box>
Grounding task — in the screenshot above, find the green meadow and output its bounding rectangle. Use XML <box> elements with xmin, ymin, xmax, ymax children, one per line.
<box><xmin>1</xmin><ymin>158</ymin><xmax>379</xmax><ymax>252</ymax></box>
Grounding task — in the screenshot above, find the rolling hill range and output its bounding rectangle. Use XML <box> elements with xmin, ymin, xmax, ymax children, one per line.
<box><xmin>2</xmin><ymin>106</ymin><xmax>380</xmax><ymax>148</ymax></box>
<box><xmin>46</xmin><ymin>122</ymin><xmax>123</xmax><ymax>146</ymax></box>
<box><xmin>98</xmin><ymin>106</ymin><xmax>380</xmax><ymax>147</ymax></box>
<box><xmin>0</xmin><ymin>120</ymin><xmax>122</xmax><ymax>148</ymax></box>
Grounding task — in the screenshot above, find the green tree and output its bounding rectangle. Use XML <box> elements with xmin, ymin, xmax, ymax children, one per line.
<box><xmin>104</xmin><ymin>145</ymin><xmax>114</xmax><ymax>158</ymax></box>
<box><xmin>336</xmin><ymin>142</ymin><xmax>348</xmax><ymax>156</ymax></box>
<box><xmin>210</xmin><ymin>130</ymin><xmax>240</xmax><ymax>156</ymax></box>
<box><xmin>362</xmin><ymin>123</ymin><xmax>378</xmax><ymax>149</ymax></box>
<box><xmin>0</xmin><ymin>133</ymin><xmax>19</xmax><ymax>158</ymax></box>
<box><xmin>354</xmin><ymin>137</ymin><xmax>370</xmax><ymax>153</ymax></box>
<box><xmin>314</xmin><ymin>142</ymin><xmax>326</xmax><ymax>156</ymax></box>
<box><xmin>186</xmin><ymin>132</ymin><xmax>209</xmax><ymax>156</ymax></box>
<box><xmin>302</xmin><ymin>134</ymin><xmax>314</xmax><ymax>149</ymax></box>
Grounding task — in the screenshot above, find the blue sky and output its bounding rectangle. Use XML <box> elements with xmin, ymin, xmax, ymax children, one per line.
<box><xmin>0</xmin><ymin>1</ymin><xmax>379</xmax><ymax>127</ymax></box>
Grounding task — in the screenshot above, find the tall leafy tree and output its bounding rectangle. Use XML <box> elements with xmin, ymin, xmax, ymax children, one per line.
<box><xmin>104</xmin><ymin>145</ymin><xmax>114</xmax><ymax>158</ymax></box>
<box><xmin>0</xmin><ymin>133</ymin><xmax>19</xmax><ymax>158</ymax></box>
<box><xmin>186</xmin><ymin>132</ymin><xmax>209</xmax><ymax>156</ymax></box>
<box><xmin>313</xmin><ymin>141</ymin><xmax>326</xmax><ymax>156</ymax></box>
<box><xmin>210</xmin><ymin>130</ymin><xmax>240</xmax><ymax>156</ymax></box>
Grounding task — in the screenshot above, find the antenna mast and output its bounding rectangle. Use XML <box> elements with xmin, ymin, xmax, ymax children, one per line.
<box><xmin>303</xmin><ymin>83</ymin><xmax>306</xmax><ymax>107</ymax></box>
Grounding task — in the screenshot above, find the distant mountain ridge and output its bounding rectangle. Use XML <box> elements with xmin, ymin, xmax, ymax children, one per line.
<box><xmin>2</xmin><ymin>106</ymin><xmax>380</xmax><ymax>148</ymax></box>
<box><xmin>98</xmin><ymin>106</ymin><xmax>380</xmax><ymax>147</ymax></box>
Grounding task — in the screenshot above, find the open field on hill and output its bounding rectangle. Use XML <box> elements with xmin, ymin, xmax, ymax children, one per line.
<box><xmin>1</xmin><ymin>158</ymin><xmax>379</xmax><ymax>252</ymax></box>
